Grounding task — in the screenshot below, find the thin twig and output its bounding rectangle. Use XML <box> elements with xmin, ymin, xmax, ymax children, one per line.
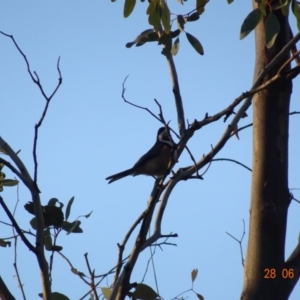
<box><xmin>0</xmin><ymin>196</ymin><xmax>35</xmax><ymax>253</ymax></box>
<box><xmin>212</xmin><ymin>158</ymin><xmax>252</xmax><ymax>172</ymax></box>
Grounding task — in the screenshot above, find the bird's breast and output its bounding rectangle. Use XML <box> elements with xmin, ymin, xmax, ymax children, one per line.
<box><xmin>133</xmin><ymin>145</ymin><xmax>172</xmax><ymax>176</ymax></box>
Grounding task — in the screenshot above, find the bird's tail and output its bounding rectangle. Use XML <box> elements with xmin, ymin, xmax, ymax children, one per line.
<box><xmin>105</xmin><ymin>168</ymin><xmax>133</xmax><ymax>184</ymax></box>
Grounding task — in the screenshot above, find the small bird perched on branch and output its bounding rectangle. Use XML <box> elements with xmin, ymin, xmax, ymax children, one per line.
<box><xmin>106</xmin><ymin>127</ymin><xmax>176</xmax><ymax>184</ymax></box>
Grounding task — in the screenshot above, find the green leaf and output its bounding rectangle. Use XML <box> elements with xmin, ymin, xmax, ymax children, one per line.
<box><xmin>62</xmin><ymin>220</ymin><xmax>83</xmax><ymax>234</ymax></box>
<box><xmin>43</xmin><ymin>205</ymin><xmax>64</xmax><ymax>227</ymax></box>
<box><xmin>292</xmin><ymin>0</ymin><xmax>300</xmax><ymax>30</ymax></box>
<box><xmin>1</xmin><ymin>179</ymin><xmax>19</xmax><ymax>187</ymax></box>
<box><xmin>186</xmin><ymin>32</ymin><xmax>204</xmax><ymax>55</ymax></box>
<box><xmin>101</xmin><ymin>287</ymin><xmax>112</xmax><ymax>300</ymax></box>
<box><xmin>191</xmin><ymin>268</ymin><xmax>198</xmax><ymax>282</ymax></box>
<box><xmin>196</xmin><ymin>0</ymin><xmax>208</xmax><ymax>15</ymax></box>
<box><xmin>171</xmin><ymin>37</ymin><xmax>180</xmax><ymax>56</ymax></box>
<box><xmin>0</xmin><ymin>239</ymin><xmax>11</xmax><ymax>247</ymax></box>
<box><xmin>160</xmin><ymin>1</ymin><xmax>171</xmax><ymax>34</ymax></box>
<box><xmin>30</xmin><ymin>217</ymin><xmax>37</xmax><ymax>230</ymax></box>
<box><xmin>171</xmin><ymin>29</ymin><xmax>180</xmax><ymax>38</ymax></box>
<box><xmin>258</xmin><ymin>3</ymin><xmax>267</xmax><ymax>16</ymax></box>
<box><xmin>83</xmin><ymin>210</ymin><xmax>93</xmax><ymax>218</ymax></box>
<box><xmin>133</xmin><ymin>284</ymin><xmax>159</xmax><ymax>300</ymax></box>
<box><xmin>227</xmin><ymin>0</ymin><xmax>234</xmax><ymax>3</ymax></box>
<box><xmin>124</xmin><ymin>0</ymin><xmax>136</xmax><ymax>18</ymax></box>
<box><xmin>44</xmin><ymin>228</ymin><xmax>53</xmax><ymax>250</ymax></box>
<box><xmin>148</xmin><ymin>10</ymin><xmax>161</xmax><ymax>32</ymax></box>
<box><xmin>49</xmin><ymin>245</ymin><xmax>63</xmax><ymax>252</ymax></box>
<box><xmin>272</xmin><ymin>0</ymin><xmax>289</xmax><ymax>11</ymax></box>
<box><xmin>146</xmin><ymin>0</ymin><xmax>157</xmax><ymax>14</ymax></box>
<box><xmin>126</xmin><ymin>29</ymin><xmax>158</xmax><ymax>48</ymax></box>
<box><xmin>186</xmin><ymin>12</ymin><xmax>200</xmax><ymax>22</ymax></box>
<box><xmin>51</xmin><ymin>292</ymin><xmax>70</xmax><ymax>300</ymax></box>
<box><xmin>177</xmin><ymin>15</ymin><xmax>185</xmax><ymax>32</ymax></box>
<box><xmin>65</xmin><ymin>196</ymin><xmax>75</xmax><ymax>221</ymax></box>
<box><xmin>265</xmin><ymin>12</ymin><xmax>280</xmax><ymax>48</ymax></box>
<box><xmin>0</xmin><ymin>147</ymin><xmax>7</xmax><ymax>155</ymax></box>
<box><xmin>240</xmin><ymin>8</ymin><xmax>263</xmax><ymax>39</ymax></box>
<box><xmin>0</xmin><ymin>172</ymin><xmax>5</xmax><ymax>180</ymax></box>
<box><xmin>196</xmin><ymin>293</ymin><xmax>204</xmax><ymax>300</ymax></box>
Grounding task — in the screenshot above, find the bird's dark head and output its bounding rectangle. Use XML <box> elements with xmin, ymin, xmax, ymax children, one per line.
<box><xmin>157</xmin><ymin>127</ymin><xmax>174</xmax><ymax>146</ymax></box>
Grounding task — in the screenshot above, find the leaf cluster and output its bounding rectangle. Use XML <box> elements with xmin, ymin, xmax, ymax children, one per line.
<box><xmin>24</xmin><ymin>197</ymin><xmax>92</xmax><ymax>252</ymax></box>
<box><xmin>122</xmin><ymin>0</ymin><xmax>208</xmax><ymax>56</ymax></box>
<box><xmin>240</xmin><ymin>0</ymin><xmax>300</xmax><ymax>48</ymax></box>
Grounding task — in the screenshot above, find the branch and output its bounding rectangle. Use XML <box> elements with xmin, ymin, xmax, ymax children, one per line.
<box><xmin>33</xmin><ymin>56</ymin><xmax>62</xmax><ymax>183</ymax></box>
<box><xmin>171</xmin><ymin>31</ymin><xmax>300</xmax><ymax>183</ymax></box>
<box><xmin>0</xmin><ymin>196</ymin><xmax>35</xmax><ymax>253</ymax></box>
<box><xmin>0</xmin><ymin>275</ymin><xmax>16</xmax><ymax>300</ymax></box>
<box><xmin>166</xmin><ymin>54</ymin><xmax>185</xmax><ymax>136</ymax></box>
<box><xmin>0</xmin><ymin>31</ymin><xmax>62</xmax><ymax>185</ymax></box>
<box><xmin>111</xmin><ymin>180</ymin><xmax>165</xmax><ymax>300</ymax></box>
<box><xmin>225</xmin><ymin>220</ymin><xmax>246</xmax><ymax>266</ymax></box>
<box><xmin>121</xmin><ymin>75</ymin><xmax>161</xmax><ymax>121</ymax></box>
<box><xmin>212</xmin><ymin>158</ymin><xmax>252</xmax><ymax>172</ymax></box>
<box><xmin>112</xmin><ymin>210</ymin><xmax>146</xmax><ymax>287</ymax></box>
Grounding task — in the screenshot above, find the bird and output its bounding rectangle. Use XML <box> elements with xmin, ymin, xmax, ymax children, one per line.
<box><xmin>106</xmin><ymin>127</ymin><xmax>176</xmax><ymax>184</ymax></box>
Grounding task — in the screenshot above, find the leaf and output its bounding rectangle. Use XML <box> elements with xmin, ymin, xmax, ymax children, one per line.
<box><xmin>292</xmin><ymin>0</ymin><xmax>300</xmax><ymax>30</ymax></box>
<box><xmin>133</xmin><ymin>283</ymin><xmax>159</xmax><ymax>300</ymax></box>
<box><xmin>51</xmin><ymin>292</ymin><xmax>70</xmax><ymax>300</ymax></box>
<box><xmin>186</xmin><ymin>12</ymin><xmax>200</xmax><ymax>22</ymax></box>
<box><xmin>124</xmin><ymin>0</ymin><xmax>136</xmax><ymax>18</ymax></box>
<box><xmin>196</xmin><ymin>293</ymin><xmax>204</xmax><ymax>300</ymax></box>
<box><xmin>196</xmin><ymin>0</ymin><xmax>207</xmax><ymax>15</ymax></box>
<box><xmin>0</xmin><ymin>239</ymin><xmax>11</xmax><ymax>247</ymax></box>
<box><xmin>0</xmin><ymin>172</ymin><xmax>5</xmax><ymax>180</ymax></box>
<box><xmin>30</xmin><ymin>217</ymin><xmax>37</xmax><ymax>230</ymax></box>
<box><xmin>65</xmin><ymin>196</ymin><xmax>75</xmax><ymax>221</ymax></box>
<box><xmin>62</xmin><ymin>220</ymin><xmax>83</xmax><ymax>234</ymax></box>
<box><xmin>126</xmin><ymin>29</ymin><xmax>158</xmax><ymax>48</ymax></box>
<box><xmin>146</xmin><ymin>0</ymin><xmax>157</xmax><ymax>14</ymax></box>
<box><xmin>0</xmin><ymin>147</ymin><xmax>7</xmax><ymax>154</ymax></box>
<box><xmin>191</xmin><ymin>268</ymin><xmax>198</xmax><ymax>282</ymax></box>
<box><xmin>177</xmin><ymin>15</ymin><xmax>185</xmax><ymax>32</ymax></box>
<box><xmin>44</xmin><ymin>228</ymin><xmax>53</xmax><ymax>250</ymax></box>
<box><xmin>227</xmin><ymin>0</ymin><xmax>234</xmax><ymax>3</ymax></box>
<box><xmin>171</xmin><ymin>37</ymin><xmax>180</xmax><ymax>56</ymax></box>
<box><xmin>160</xmin><ymin>1</ymin><xmax>171</xmax><ymax>34</ymax></box>
<box><xmin>186</xmin><ymin>32</ymin><xmax>204</xmax><ymax>55</ymax></box>
<box><xmin>1</xmin><ymin>179</ymin><xmax>19</xmax><ymax>187</ymax></box>
<box><xmin>148</xmin><ymin>10</ymin><xmax>161</xmax><ymax>32</ymax></box>
<box><xmin>43</xmin><ymin>205</ymin><xmax>64</xmax><ymax>227</ymax></box>
<box><xmin>83</xmin><ymin>210</ymin><xmax>93</xmax><ymax>218</ymax></box>
<box><xmin>265</xmin><ymin>12</ymin><xmax>280</xmax><ymax>48</ymax></box>
<box><xmin>258</xmin><ymin>3</ymin><xmax>267</xmax><ymax>16</ymax></box>
<box><xmin>240</xmin><ymin>8</ymin><xmax>263</xmax><ymax>39</ymax></box>
<box><xmin>272</xmin><ymin>0</ymin><xmax>289</xmax><ymax>11</ymax></box>
<box><xmin>101</xmin><ymin>287</ymin><xmax>112</xmax><ymax>300</ymax></box>
<box><xmin>171</xmin><ymin>29</ymin><xmax>181</xmax><ymax>38</ymax></box>
<box><xmin>50</xmin><ymin>245</ymin><xmax>63</xmax><ymax>252</ymax></box>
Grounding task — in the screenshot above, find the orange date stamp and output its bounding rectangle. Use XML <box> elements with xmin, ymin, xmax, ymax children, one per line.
<box><xmin>264</xmin><ymin>268</ymin><xmax>294</xmax><ymax>279</ymax></box>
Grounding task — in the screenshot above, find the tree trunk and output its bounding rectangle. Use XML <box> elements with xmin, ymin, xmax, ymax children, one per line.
<box><xmin>241</xmin><ymin>1</ymin><xmax>292</xmax><ymax>300</ymax></box>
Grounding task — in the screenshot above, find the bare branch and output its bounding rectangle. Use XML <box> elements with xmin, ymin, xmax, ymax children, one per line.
<box><xmin>212</xmin><ymin>158</ymin><xmax>252</xmax><ymax>172</ymax></box>
<box><xmin>225</xmin><ymin>220</ymin><xmax>246</xmax><ymax>266</ymax></box>
<box><xmin>0</xmin><ymin>196</ymin><xmax>35</xmax><ymax>253</ymax></box>
<box><xmin>166</xmin><ymin>55</ymin><xmax>185</xmax><ymax>136</ymax></box>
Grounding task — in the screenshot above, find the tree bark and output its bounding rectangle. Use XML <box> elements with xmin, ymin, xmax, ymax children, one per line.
<box><xmin>241</xmin><ymin>2</ymin><xmax>292</xmax><ymax>300</ymax></box>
